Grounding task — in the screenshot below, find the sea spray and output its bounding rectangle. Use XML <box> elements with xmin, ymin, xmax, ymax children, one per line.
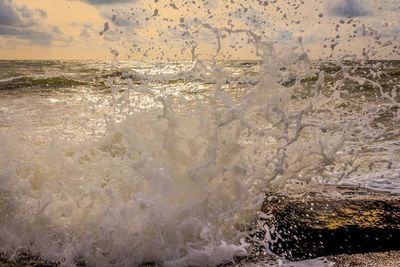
<box><xmin>1</xmin><ymin>1</ymin><xmax>400</xmax><ymax>266</ymax></box>
<box><xmin>0</xmin><ymin>46</ymin><xmax>361</xmax><ymax>267</ymax></box>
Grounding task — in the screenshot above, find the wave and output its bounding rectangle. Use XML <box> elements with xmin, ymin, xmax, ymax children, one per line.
<box><xmin>0</xmin><ymin>76</ymin><xmax>89</xmax><ymax>91</ymax></box>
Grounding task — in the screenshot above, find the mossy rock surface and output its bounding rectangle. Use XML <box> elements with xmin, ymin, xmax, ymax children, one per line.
<box><xmin>262</xmin><ymin>186</ymin><xmax>400</xmax><ymax>261</ymax></box>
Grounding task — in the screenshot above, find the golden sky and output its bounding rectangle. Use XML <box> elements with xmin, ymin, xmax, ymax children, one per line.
<box><xmin>0</xmin><ymin>0</ymin><xmax>399</xmax><ymax>60</ymax></box>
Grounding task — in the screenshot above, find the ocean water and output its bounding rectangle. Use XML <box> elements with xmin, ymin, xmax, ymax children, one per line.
<box><xmin>0</xmin><ymin>59</ymin><xmax>399</xmax><ymax>266</ymax></box>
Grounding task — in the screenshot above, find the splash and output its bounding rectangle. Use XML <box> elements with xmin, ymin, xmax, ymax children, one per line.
<box><xmin>0</xmin><ymin>1</ymin><xmax>399</xmax><ymax>266</ymax></box>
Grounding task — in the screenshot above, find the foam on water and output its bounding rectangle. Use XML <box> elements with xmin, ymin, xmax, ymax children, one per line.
<box><xmin>0</xmin><ymin>1</ymin><xmax>399</xmax><ymax>266</ymax></box>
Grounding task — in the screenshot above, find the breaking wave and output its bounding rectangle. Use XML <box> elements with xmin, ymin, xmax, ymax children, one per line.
<box><xmin>0</xmin><ymin>1</ymin><xmax>399</xmax><ymax>267</ymax></box>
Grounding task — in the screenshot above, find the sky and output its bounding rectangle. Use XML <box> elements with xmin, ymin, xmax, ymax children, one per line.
<box><xmin>0</xmin><ymin>0</ymin><xmax>399</xmax><ymax>60</ymax></box>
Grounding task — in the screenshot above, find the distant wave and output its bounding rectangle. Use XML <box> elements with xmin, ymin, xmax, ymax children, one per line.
<box><xmin>0</xmin><ymin>76</ymin><xmax>89</xmax><ymax>90</ymax></box>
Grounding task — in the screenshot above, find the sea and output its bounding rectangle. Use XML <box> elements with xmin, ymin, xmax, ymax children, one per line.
<box><xmin>0</xmin><ymin>59</ymin><xmax>399</xmax><ymax>266</ymax></box>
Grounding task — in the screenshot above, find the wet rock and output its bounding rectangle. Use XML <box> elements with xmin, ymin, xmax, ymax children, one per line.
<box><xmin>0</xmin><ymin>252</ymin><xmax>56</xmax><ymax>267</ymax></box>
<box><xmin>329</xmin><ymin>251</ymin><xmax>400</xmax><ymax>267</ymax></box>
<box><xmin>262</xmin><ymin>186</ymin><xmax>400</xmax><ymax>261</ymax></box>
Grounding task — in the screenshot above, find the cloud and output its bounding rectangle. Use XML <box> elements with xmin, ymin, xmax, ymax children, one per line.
<box><xmin>79</xmin><ymin>0</ymin><xmax>134</xmax><ymax>5</ymax></box>
<box><xmin>326</xmin><ymin>0</ymin><xmax>371</xmax><ymax>17</ymax></box>
<box><xmin>78</xmin><ymin>23</ymin><xmax>94</xmax><ymax>40</ymax></box>
<box><xmin>0</xmin><ymin>0</ymin><xmax>45</xmax><ymax>26</ymax></box>
<box><xmin>0</xmin><ymin>0</ymin><xmax>68</xmax><ymax>45</ymax></box>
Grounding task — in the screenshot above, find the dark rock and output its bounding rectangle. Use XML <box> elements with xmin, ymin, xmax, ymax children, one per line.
<box><xmin>262</xmin><ymin>186</ymin><xmax>400</xmax><ymax>261</ymax></box>
<box><xmin>328</xmin><ymin>251</ymin><xmax>400</xmax><ymax>267</ymax></box>
<box><xmin>0</xmin><ymin>251</ymin><xmax>57</xmax><ymax>267</ymax></box>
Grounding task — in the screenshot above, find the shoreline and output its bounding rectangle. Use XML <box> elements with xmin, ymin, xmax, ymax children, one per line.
<box><xmin>1</xmin><ymin>186</ymin><xmax>399</xmax><ymax>267</ymax></box>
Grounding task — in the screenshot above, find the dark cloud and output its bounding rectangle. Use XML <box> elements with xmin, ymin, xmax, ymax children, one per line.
<box><xmin>0</xmin><ymin>26</ymin><xmax>52</xmax><ymax>44</ymax></box>
<box><xmin>326</xmin><ymin>0</ymin><xmax>371</xmax><ymax>17</ymax></box>
<box><xmin>0</xmin><ymin>0</ymin><xmax>66</xmax><ymax>44</ymax></box>
<box><xmin>0</xmin><ymin>1</ymin><xmax>27</xmax><ymax>26</ymax></box>
<box><xmin>80</xmin><ymin>0</ymin><xmax>134</xmax><ymax>5</ymax></box>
